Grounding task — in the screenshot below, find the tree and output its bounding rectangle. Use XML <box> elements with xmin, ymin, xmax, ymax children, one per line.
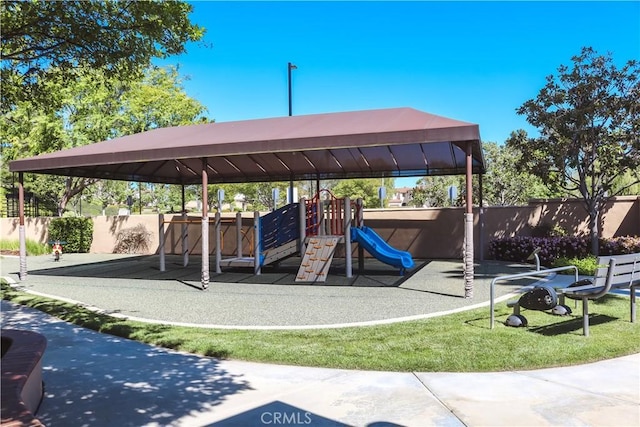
<box><xmin>482</xmin><ymin>139</ymin><xmax>554</xmax><ymax>206</ymax></box>
<box><xmin>221</xmin><ymin>182</ymin><xmax>294</xmax><ymax>211</ymax></box>
<box><xmin>1</xmin><ymin>66</ymin><xmax>209</xmax><ymax>215</ymax></box>
<box><xmin>408</xmin><ymin>140</ymin><xmax>558</xmax><ymax>208</ymax></box>
<box><xmin>89</xmin><ymin>180</ymin><xmax>129</xmax><ymax>216</ymax></box>
<box><xmin>1</xmin><ymin>0</ymin><xmax>204</xmax><ymax>112</ymax></box>
<box><xmin>513</xmin><ymin>47</ymin><xmax>639</xmax><ymax>254</ymax></box>
<box><xmin>410</xmin><ymin>176</ymin><xmax>460</xmax><ymax>207</ymax></box>
<box><xmin>332</xmin><ymin>178</ymin><xmax>395</xmax><ymax>208</ymax></box>
<box><xmin>1</xmin><ymin>1</ymin><xmax>206</xmax><ymax>215</ymax></box>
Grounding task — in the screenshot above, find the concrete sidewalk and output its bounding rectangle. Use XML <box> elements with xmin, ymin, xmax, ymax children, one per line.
<box><xmin>2</xmin><ymin>300</ymin><xmax>638</xmax><ymax>427</ymax></box>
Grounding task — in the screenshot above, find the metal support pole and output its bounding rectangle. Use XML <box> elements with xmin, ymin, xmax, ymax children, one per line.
<box><xmin>288</xmin><ymin>62</ymin><xmax>296</xmax><ymax>116</ymax></box>
<box><xmin>344</xmin><ymin>197</ymin><xmax>352</xmax><ymax>278</ymax></box>
<box><xmin>18</xmin><ymin>172</ymin><xmax>27</xmax><ymax>280</ymax></box>
<box><xmin>181</xmin><ymin>187</ymin><xmax>190</xmax><ymax>264</ymax></box>
<box><xmin>288</xmin><ymin>179</ymin><xmax>294</xmax><ymax>204</ymax></box>
<box><xmin>357</xmin><ymin>198</ymin><xmax>364</xmax><ymax>274</ymax></box>
<box><xmin>201</xmin><ymin>159</ymin><xmax>209</xmax><ymax>289</ymax></box>
<box><xmin>479</xmin><ymin>173</ymin><xmax>484</xmax><ymax>261</ymax></box>
<box><xmin>181</xmin><ymin>212</ymin><xmax>189</xmax><ymax>267</ymax></box>
<box><xmin>254</xmin><ymin>211</ymin><xmax>261</xmax><ymax>275</ymax></box>
<box><xmin>181</xmin><ymin>184</ymin><xmax>186</xmax><ymax>212</ymax></box>
<box><xmin>630</xmin><ymin>286</ymin><xmax>637</xmax><ymax>323</ymax></box>
<box><xmin>463</xmin><ymin>142</ymin><xmax>475</xmax><ymax>298</ymax></box>
<box><xmin>317</xmin><ymin>197</ymin><xmax>323</xmax><ymax>236</ymax></box>
<box><xmin>299</xmin><ymin>197</ymin><xmax>306</xmax><ymax>255</ymax></box>
<box><xmin>158</xmin><ymin>214</ymin><xmax>166</xmax><ymax>271</ymax></box>
<box><xmin>583</xmin><ymin>299</ymin><xmax>590</xmax><ymax>337</ymax></box>
<box><xmin>236</xmin><ymin>211</ymin><xmax>243</xmax><ymax>258</ymax></box>
<box><xmin>215</xmin><ymin>211</ymin><xmax>221</xmax><ymax>274</ymax></box>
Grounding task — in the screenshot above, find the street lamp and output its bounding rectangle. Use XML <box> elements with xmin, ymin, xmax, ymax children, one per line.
<box><xmin>288</xmin><ymin>62</ymin><xmax>297</xmax><ymax>116</ymax></box>
<box><xmin>288</xmin><ymin>62</ymin><xmax>298</xmax><ymax>200</ymax></box>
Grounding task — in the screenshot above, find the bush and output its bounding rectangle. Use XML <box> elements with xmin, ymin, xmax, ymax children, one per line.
<box><xmin>552</xmin><ymin>255</ymin><xmax>600</xmax><ymax>276</ymax></box>
<box><xmin>48</xmin><ymin>217</ymin><xmax>94</xmax><ymax>253</ymax></box>
<box><xmin>488</xmin><ymin>235</ymin><xmax>640</xmax><ymax>267</ymax></box>
<box><xmin>488</xmin><ymin>236</ymin><xmax>589</xmax><ymax>266</ymax></box>
<box><xmin>599</xmin><ymin>235</ymin><xmax>640</xmax><ymax>255</ymax></box>
<box><xmin>113</xmin><ymin>224</ymin><xmax>151</xmax><ymax>254</ymax></box>
<box><xmin>530</xmin><ymin>222</ymin><xmax>567</xmax><ymax>237</ymax></box>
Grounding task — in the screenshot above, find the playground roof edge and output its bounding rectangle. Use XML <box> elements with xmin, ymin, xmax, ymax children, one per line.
<box><xmin>9</xmin><ymin>107</ymin><xmax>485</xmax><ymax>184</ymax></box>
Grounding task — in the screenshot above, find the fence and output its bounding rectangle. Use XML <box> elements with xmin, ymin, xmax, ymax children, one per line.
<box><xmin>1</xmin><ymin>196</ymin><xmax>638</xmax><ymax>259</ymax></box>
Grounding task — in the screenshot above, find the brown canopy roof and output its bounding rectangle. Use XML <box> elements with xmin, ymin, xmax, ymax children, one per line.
<box><xmin>9</xmin><ymin>107</ymin><xmax>484</xmax><ymax>184</ymax></box>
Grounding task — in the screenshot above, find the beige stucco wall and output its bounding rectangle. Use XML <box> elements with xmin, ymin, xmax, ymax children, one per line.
<box><xmin>1</xmin><ymin>196</ymin><xmax>638</xmax><ymax>259</ymax></box>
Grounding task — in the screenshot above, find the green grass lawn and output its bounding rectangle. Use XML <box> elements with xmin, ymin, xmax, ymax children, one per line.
<box><xmin>2</xmin><ymin>283</ymin><xmax>638</xmax><ymax>372</ymax></box>
<box><xmin>0</xmin><ymin>239</ymin><xmax>50</xmax><ymax>256</ymax></box>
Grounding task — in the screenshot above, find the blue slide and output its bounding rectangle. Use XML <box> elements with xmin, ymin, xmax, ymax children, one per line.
<box><xmin>351</xmin><ymin>226</ymin><xmax>415</xmax><ymax>273</ymax></box>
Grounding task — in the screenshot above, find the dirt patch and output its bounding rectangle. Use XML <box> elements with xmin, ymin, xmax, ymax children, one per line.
<box><xmin>0</xmin><ymin>250</ymin><xmax>20</xmax><ymax>256</ymax></box>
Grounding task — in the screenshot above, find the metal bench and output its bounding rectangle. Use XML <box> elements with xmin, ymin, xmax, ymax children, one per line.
<box><xmin>554</xmin><ymin>253</ymin><xmax>640</xmax><ymax>336</ymax></box>
<box><xmin>504</xmin><ymin>253</ymin><xmax>640</xmax><ymax>336</ymax></box>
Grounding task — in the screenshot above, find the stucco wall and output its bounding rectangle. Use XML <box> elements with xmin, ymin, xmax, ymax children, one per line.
<box><xmin>1</xmin><ymin>196</ymin><xmax>638</xmax><ymax>259</ymax></box>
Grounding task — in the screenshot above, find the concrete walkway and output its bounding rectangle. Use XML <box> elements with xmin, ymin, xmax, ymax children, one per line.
<box><xmin>2</xmin><ymin>300</ymin><xmax>639</xmax><ymax>427</ymax></box>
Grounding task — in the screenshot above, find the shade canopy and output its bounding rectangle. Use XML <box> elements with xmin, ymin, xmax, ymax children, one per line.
<box><xmin>9</xmin><ymin>107</ymin><xmax>484</xmax><ymax>184</ymax></box>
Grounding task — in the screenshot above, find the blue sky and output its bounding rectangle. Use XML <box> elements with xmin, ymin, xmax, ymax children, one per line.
<box><xmin>160</xmin><ymin>1</ymin><xmax>639</xmax><ymax>186</ymax></box>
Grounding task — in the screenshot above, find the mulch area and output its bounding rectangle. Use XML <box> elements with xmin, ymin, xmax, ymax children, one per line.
<box><xmin>0</xmin><ymin>250</ymin><xmax>20</xmax><ymax>256</ymax></box>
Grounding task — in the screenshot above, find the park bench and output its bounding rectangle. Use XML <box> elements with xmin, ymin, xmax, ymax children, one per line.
<box><xmin>506</xmin><ymin>253</ymin><xmax>640</xmax><ymax>336</ymax></box>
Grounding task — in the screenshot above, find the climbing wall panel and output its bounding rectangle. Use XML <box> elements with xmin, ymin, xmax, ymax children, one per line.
<box><xmin>295</xmin><ymin>236</ymin><xmax>340</xmax><ymax>283</ymax></box>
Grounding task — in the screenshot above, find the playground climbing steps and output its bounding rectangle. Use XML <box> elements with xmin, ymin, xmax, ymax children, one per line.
<box><xmin>296</xmin><ymin>236</ymin><xmax>340</xmax><ymax>283</ymax></box>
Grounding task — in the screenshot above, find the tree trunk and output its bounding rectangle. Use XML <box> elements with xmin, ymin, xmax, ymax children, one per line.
<box><xmin>588</xmin><ymin>205</ymin><xmax>600</xmax><ymax>256</ymax></box>
<box><xmin>57</xmin><ymin>191</ymin><xmax>71</xmax><ymax>217</ymax></box>
<box><xmin>58</xmin><ymin>177</ymin><xmax>95</xmax><ymax>217</ymax></box>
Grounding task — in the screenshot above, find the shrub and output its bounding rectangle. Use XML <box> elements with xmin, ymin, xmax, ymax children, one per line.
<box><xmin>488</xmin><ymin>236</ymin><xmax>590</xmax><ymax>266</ymax></box>
<box><xmin>552</xmin><ymin>256</ymin><xmax>600</xmax><ymax>276</ymax></box>
<box><xmin>530</xmin><ymin>222</ymin><xmax>567</xmax><ymax>237</ymax></box>
<box><xmin>599</xmin><ymin>235</ymin><xmax>640</xmax><ymax>255</ymax></box>
<box><xmin>48</xmin><ymin>217</ymin><xmax>94</xmax><ymax>253</ymax></box>
<box><xmin>488</xmin><ymin>235</ymin><xmax>640</xmax><ymax>267</ymax></box>
<box><xmin>113</xmin><ymin>224</ymin><xmax>151</xmax><ymax>254</ymax></box>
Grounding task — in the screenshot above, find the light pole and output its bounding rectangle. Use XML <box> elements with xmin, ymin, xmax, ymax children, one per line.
<box><xmin>288</xmin><ymin>62</ymin><xmax>297</xmax><ymax>116</ymax></box>
<box><xmin>288</xmin><ymin>62</ymin><xmax>297</xmax><ymax>200</ymax></box>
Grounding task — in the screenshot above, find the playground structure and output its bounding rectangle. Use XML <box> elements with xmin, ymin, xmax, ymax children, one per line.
<box><xmin>157</xmin><ymin>190</ymin><xmax>414</xmax><ymax>284</ymax></box>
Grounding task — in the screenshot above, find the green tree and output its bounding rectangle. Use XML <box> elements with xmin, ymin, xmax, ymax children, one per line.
<box><xmin>117</xmin><ymin>66</ymin><xmax>210</xmax><ymax>133</ymax></box>
<box><xmin>410</xmin><ymin>176</ymin><xmax>460</xmax><ymax>207</ymax></box>
<box><xmin>1</xmin><ymin>66</ymin><xmax>208</xmax><ymax>215</ymax></box>
<box><xmin>216</xmin><ymin>182</ymin><xmax>294</xmax><ymax>211</ymax></box>
<box><xmin>163</xmin><ymin>184</ymin><xmax>199</xmax><ymax>213</ymax></box>
<box><xmin>409</xmin><ymin>140</ymin><xmax>557</xmax><ymax>208</ymax></box>
<box><xmin>513</xmin><ymin>47</ymin><xmax>639</xmax><ymax>254</ymax></box>
<box><xmin>1</xmin><ymin>0</ymin><xmax>204</xmax><ymax>112</ymax></box>
<box><xmin>482</xmin><ymin>139</ymin><xmax>554</xmax><ymax>206</ymax></box>
<box><xmin>612</xmin><ymin>171</ymin><xmax>640</xmax><ymax>196</ymax></box>
<box><xmin>332</xmin><ymin>178</ymin><xmax>395</xmax><ymax>208</ymax></box>
<box><xmin>88</xmin><ymin>180</ymin><xmax>129</xmax><ymax>216</ymax></box>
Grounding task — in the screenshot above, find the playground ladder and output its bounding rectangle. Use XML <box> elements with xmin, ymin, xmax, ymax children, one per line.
<box><xmin>295</xmin><ymin>236</ymin><xmax>340</xmax><ymax>283</ymax></box>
